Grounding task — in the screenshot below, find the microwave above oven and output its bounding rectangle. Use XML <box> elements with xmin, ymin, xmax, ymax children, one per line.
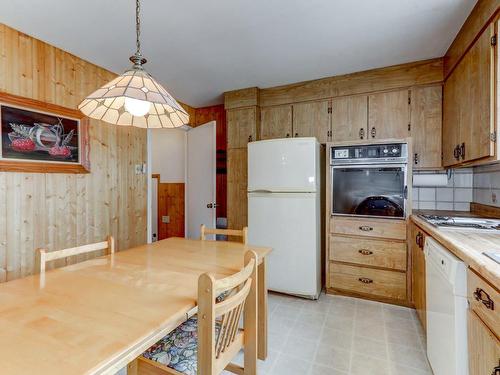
<box><xmin>330</xmin><ymin>142</ymin><xmax>409</xmax><ymax>219</ymax></box>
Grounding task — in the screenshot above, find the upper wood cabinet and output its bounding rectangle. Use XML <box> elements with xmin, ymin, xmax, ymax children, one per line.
<box><xmin>227</xmin><ymin>107</ymin><xmax>257</xmax><ymax>149</ymax></box>
<box><xmin>443</xmin><ymin>22</ymin><xmax>496</xmax><ymax>166</ymax></box>
<box><xmin>292</xmin><ymin>100</ymin><xmax>331</xmax><ymax>142</ymax></box>
<box><xmin>410</xmin><ymin>85</ymin><xmax>443</xmax><ymax>170</ymax></box>
<box><xmin>260</xmin><ymin>105</ymin><xmax>292</xmax><ymax>140</ymax></box>
<box><xmin>331</xmin><ymin>95</ymin><xmax>368</xmax><ymax>142</ymax></box>
<box><xmin>368</xmin><ymin>90</ymin><xmax>410</xmax><ymax>140</ymax></box>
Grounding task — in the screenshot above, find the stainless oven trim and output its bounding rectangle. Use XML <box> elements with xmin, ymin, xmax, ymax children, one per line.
<box><xmin>330</xmin><ymin>163</ymin><xmax>408</xmax><ymax>219</ymax></box>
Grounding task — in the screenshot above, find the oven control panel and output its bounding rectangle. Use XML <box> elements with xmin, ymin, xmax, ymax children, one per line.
<box><xmin>330</xmin><ymin>143</ymin><xmax>408</xmax><ymax>165</ymax></box>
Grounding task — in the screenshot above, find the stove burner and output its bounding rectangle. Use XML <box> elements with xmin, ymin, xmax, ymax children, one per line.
<box><xmin>420</xmin><ymin>215</ymin><xmax>500</xmax><ymax>231</ymax></box>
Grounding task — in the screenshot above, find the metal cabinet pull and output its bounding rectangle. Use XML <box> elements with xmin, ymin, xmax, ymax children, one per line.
<box><xmin>492</xmin><ymin>364</ymin><xmax>500</xmax><ymax>375</ymax></box>
<box><xmin>454</xmin><ymin>145</ymin><xmax>460</xmax><ymax>160</ymax></box>
<box><xmin>414</xmin><ymin>153</ymin><xmax>419</xmax><ymax>165</ymax></box>
<box><xmin>286</xmin><ymin>133</ymin><xmax>290</xmax><ymax>138</ymax></box>
<box><xmin>295</xmin><ymin>133</ymin><xmax>299</xmax><ymax>137</ymax></box>
<box><xmin>248</xmin><ymin>135</ymin><xmax>253</xmax><ymax>142</ymax></box>
<box><xmin>359</xmin><ymin>128</ymin><xmax>365</xmax><ymax>139</ymax></box>
<box><xmin>359</xmin><ymin>226</ymin><xmax>373</xmax><ymax>232</ymax></box>
<box><xmin>416</xmin><ymin>232</ymin><xmax>424</xmax><ymax>249</ymax></box>
<box><xmin>473</xmin><ymin>288</ymin><xmax>495</xmax><ymax>310</ymax></box>
<box><xmin>370</xmin><ymin>127</ymin><xmax>376</xmax><ymax>138</ymax></box>
<box><xmin>358</xmin><ymin>249</ymin><xmax>373</xmax><ymax>256</ymax></box>
<box><xmin>460</xmin><ymin>142</ymin><xmax>465</xmax><ymax>160</ymax></box>
<box><xmin>358</xmin><ymin>277</ymin><xmax>373</xmax><ymax>284</ymax></box>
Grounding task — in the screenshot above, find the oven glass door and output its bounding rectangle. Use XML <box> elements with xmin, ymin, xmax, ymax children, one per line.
<box><xmin>331</xmin><ymin>165</ymin><xmax>406</xmax><ymax>218</ymax></box>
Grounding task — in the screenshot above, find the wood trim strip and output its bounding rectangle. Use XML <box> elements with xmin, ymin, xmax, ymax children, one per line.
<box><xmin>471</xmin><ymin>202</ymin><xmax>500</xmax><ymax>218</ymax></box>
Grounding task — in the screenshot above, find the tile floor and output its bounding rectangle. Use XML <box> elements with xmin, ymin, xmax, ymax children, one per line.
<box><xmin>227</xmin><ymin>291</ymin><xmax>432</xmax><ymax>375</ymax></box>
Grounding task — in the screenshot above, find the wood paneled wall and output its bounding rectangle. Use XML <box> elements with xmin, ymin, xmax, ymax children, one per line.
<box><xmin>157</xmin><ymin>182</ymin><xmax>185</xmax><ymax>240</ymax></box>
<box><xmin>0</xmin><ymin>24</ymin><xmax>148</xmax><ymax>282</ymax></box>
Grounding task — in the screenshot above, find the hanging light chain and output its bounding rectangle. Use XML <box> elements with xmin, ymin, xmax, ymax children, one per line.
<box><xmin>135</xmin><ymin>0</ymin><xmax>141</xmax><ymax>55</ymax></box>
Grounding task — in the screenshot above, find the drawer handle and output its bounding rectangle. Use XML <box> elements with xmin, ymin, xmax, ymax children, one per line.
<box><xmin>359</xmin><ymin>226</ymin><xmax>373</xmax><ymax>232</ymax></box>
<box><xmin>358</xmin><ymin>277</ymin><xmax>373</xmax><ymax>284</ymax></box>
<box><xmin>358</xmin><ymin>249</ymin><xmax>373</xmax><ymax>256</ymax></box>
<box><xmin>474</xmin><ymin>288</ymin><xmax>495</xmax><ymax>310</ymax></box>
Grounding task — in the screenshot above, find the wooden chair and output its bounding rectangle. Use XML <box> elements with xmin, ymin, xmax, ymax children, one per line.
<box><xmin>200</xmin><ymin>224</ymin><xmax>248</xmax><ymax>244</ymax></box>
<box><xmin>38</xmin><ymin>236</ymin><xmax>115</xmax><ymax>274</ymax></box>
<box><xmin>137</xmin><ymin>250</ymin><xmax>258</xmax><ymax>375</ymax></box>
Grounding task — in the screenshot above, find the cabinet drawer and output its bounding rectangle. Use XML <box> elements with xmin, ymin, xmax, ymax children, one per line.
<box><xmin>330</xmin><ymin>217</ymin><xmax>406</xmax><ymax>240</ymax></box>
<box><xmin>330</xmin><ymin>235</ymin><xmax>406</xmax><ymax>271</ymax></box>
<box><xmin>330</xmin><ymin>263</ymin><xmax>406</xmax><ymax>300</ymax></box>
<box><xmin>468</xmin><ymin>269</ymin><xmax>500</xmax><ymax>338</ymax></box>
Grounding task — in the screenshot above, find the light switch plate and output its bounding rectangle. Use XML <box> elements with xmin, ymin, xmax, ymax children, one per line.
<box><xmin>135</xmin><ymin>164</ymin><xmax>142</xmax><ymax>175</ymax></box>
<box><xmin>162</xmin><ymin>215</ymin><xmax>170</xmax><ymax>224</ymax></box>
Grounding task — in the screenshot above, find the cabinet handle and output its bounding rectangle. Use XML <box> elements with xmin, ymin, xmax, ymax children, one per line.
<box><xmin>460</xmin><ymin>142</ymin><xmax>465</xmax><ymax>160</ymax></box>
<box><xmin>286</xmin><ymin>133</ymin><xmax>290</xmax><ymax>138</ymax></box>
<box><xmin>371</xmin><ymin>127</ymin><xmax>376</xmax><ymax>138</ymax></box>
<box><xmin>492</xmin><ymin>364</ymin><xmax>500</xmax><ymax>375</ymax></box>
<box><xmin>295</xmin><ymin>132</ymin><xmax>299</xmax><ymax>137</ymax></box>
<box><xmin>473</xmin><ymin>288</ymin><xmax>495</xmax><ymax>310</ymax></box>
<box><xmin>358</xmin><ymin>277</ymin><xmax>373</xmax><ymax>284</ymax></box>
<box><xmin>358</xmin><ymin>249</ymin><xmax>373</xmax><ymax>256</ymax></box>
<box><xmin>248</xmin><ymin>135</ymin><xmax>253</xmax><ymax>142</ymax></box>
<box><xmin>359</xmin><ymin>226</ymin><xmax>373</xmax><ymax>232</ymax></box>
<box><xmin>453</xmin><ymin>145</ymin><xmax>460</xmax><ymax>160</ymax></box>
<box><xmin>359</xmin><ymin>128</ymin><xmax>365</xmax><ymax>139</ymax></box>
<box><xmin>414</xmin><ymin>153</ymin><xmax>419</xmax><ymax>165</ymax></box>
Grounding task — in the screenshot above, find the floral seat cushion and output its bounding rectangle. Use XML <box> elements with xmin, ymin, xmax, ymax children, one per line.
<box><xmin>143</xmin><ymin>316</ymin><xmax>220</xmax><ymax>375</ymax></box>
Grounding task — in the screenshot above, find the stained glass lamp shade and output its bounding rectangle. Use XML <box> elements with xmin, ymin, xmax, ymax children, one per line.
<box><xmin>78</xmin><ymin>0</ymin><xmax>189</xmax><ymax>128</ymax></box>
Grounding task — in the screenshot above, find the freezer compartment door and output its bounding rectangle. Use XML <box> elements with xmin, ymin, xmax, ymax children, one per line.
<box><xmin>248</xmin><ymin>192</ymin><xmax>320</xmax><ymax>298</ymax></box>
<box><xmin>248</xmin><ymin>138</ymin><xmax>319</xmax><ymax>192</ymax></box>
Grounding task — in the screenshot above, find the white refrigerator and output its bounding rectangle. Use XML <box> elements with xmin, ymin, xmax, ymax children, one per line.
<box><xmin>248</xmin><ymin>137</ymin><xmax>321</xmax><ymax>299</ymax></box>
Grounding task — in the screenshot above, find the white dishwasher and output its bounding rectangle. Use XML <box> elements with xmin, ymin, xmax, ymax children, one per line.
<box><xmin>425</xmin><ymin>237</ymin><xmax>468</xmax><ymax>375</ymax></box>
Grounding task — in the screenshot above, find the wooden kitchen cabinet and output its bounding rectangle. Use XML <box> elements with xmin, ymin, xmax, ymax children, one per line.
<box><xmin>292</xmin><ymin>100</ymin><xmax>331</xmax><ymax>142</ymax></box>
<box><xmin>468</xmin><ymin>310</ymin><xmax>500</xmax><ymax>375</ymax></box>
<box><xmin>227</xmin><ymin>107</ymin><xmax>258</xmax><ymax>149</ymax></box>
<box><xmin>227</xmin><ymin>148</ymin><xmax>248</xmax><ymax>231</ymax></box>
<box><xmin>442</xmin><ymin>21</ymin><xmax>496</xmax><ymax>166</ymax></box>
<box><xmin>260</xmin><ymin>105</ymin><xmax>292</xmax><ymax>140</ymax></box>
<box><xmin>368</xmin><ymin>89</ymin><xmax>410</xmax><ymax>140</ymax></box>
<box><xmin>410</xmin><ymin>85</ymin><xmax>442</xmax><ymax>170</ymax></box>
<box><xmin>331</xmin><ymin>95</ymin><xmax>368</xmax><ymax>142</ymax></box>
<box><xmin>410</xmin><ymin>222</ymin><xmax>427</xmax><ymax>332</ymax></box>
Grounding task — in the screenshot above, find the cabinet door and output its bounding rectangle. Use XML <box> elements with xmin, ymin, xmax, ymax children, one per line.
<box><xmin>331</xmin><ymin>95</ymin><xmax>368</xmax><ymax>142</ymax></box>
<box><xmin>227</xmin><ymin>148</ymin><xmax>248</xmax><ymax>230</ymax></box>
<box><xmin>460</xmin><ymin>22</ymin><xmax>495</xmax><ymax>163</ymax></box>
<box><xmin>292</xmin><ymin>100</ymin><xmax>331</xmax><ymax>142</ymax></box>
<box><xmin>411</xmin><ymin>85</ymin><xmax>442</xmax><ymax>169</ymax></box>
<box><xmin>227</xmin><ymin>107</ymin><xmax>257</xmax><ymax>149</ymax></box>
<box><xmin>410</xmin><ymin>223</ymin><xmax>426</xmax><ymax>332</ymax></box>
<box><xmin>260</xmin><ymin>105</ymin><xmax>292</xmax><ymax>140</ymax></box>
<box><xmin>468</xmin><ymin>310</ymin><xmax>500</xmax><ymax>375</ymax></box>
<box><xmin>443</xmin><ymin>64</ymin><xmax>461</xmax><ymax>167</ymax></box>
<box><xmin>368</xmin><ymin>90</ymin><xmax>410</xmax><ymax>140</ymax></box>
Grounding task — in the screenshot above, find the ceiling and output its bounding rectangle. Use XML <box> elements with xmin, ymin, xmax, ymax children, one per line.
<box><xmin>1</xmin><ymin>0</ymin><xmax>477</xmax><ymax>107</ymax></box>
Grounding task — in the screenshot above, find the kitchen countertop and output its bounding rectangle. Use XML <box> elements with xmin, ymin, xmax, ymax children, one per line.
<box><xmin>411</xmin><ymin>210</ymin><xmax>500</xmax><ymax>289</ymax></box>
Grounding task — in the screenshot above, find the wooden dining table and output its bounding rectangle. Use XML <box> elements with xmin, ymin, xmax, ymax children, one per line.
<box><xmin>0</xmin><ymin>237</ymin><xmax>271</xmax><ymax>375</ymax></box>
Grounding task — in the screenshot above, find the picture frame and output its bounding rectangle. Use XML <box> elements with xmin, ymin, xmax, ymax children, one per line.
<box><xmin>0</xmin><ymin>92</ymin><xmax>90</xmax><ymax>173</ymax></box>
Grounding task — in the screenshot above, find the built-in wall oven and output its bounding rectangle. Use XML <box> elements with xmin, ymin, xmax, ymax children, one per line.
<box><xmin>330</xmin><ymin>142</ymin><xmax>408</xmax><ymax>219</ymax></box>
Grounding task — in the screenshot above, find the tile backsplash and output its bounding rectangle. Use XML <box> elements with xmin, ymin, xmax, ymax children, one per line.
<box><xmin>412</xmin><ymin>168</ymin><xmax>473</xmax><ymax>211</ymax></box>
<box><xmin>473</xmin><ymin>164</ymin><xmax>500</xmax><ymax>207</ymax></box>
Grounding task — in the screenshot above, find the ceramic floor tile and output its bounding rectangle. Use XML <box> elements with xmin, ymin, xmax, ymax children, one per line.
<box><xmin>389</xmin><ymin>362</ymin><xmax>433</xmax><ymax>375</ymax></box>
<box><xmin>388</xmin><ymin>342</ymin><xmax>431</xmax><ymax>370</ymax></box>
<box><xmin>268</xmin><ymin>315</ymin><xmax>295</xmax><ymax>336</ymax></box>
<box><xmin>271</xmin><ymin>353</ymin><xmax>312</xmax><ymax>375</ymax></box>
<box><xmin>308</xmin><ymin>364</ymin><xmax>348</xmax><ymax>375</ymax></box>
<box><xmin>386</xmin><ymin>326</ymin><xmax>422</xmax><ymax>348</ymax></box>
<box><xmin>352</xmin><ymin>335</ymin><xmax>388</xmax><ymax>360</ymax></box>
<box><xmin>298</xmin><ymin>310</ymin><xmax>327</xmax><ymax>326</ymax></box>
<box><xmin>290</xmin><ymin>320</ymin><xmax>324</xmax><ymax>341</ymax></box>
<box><xmin>350</xmin><ymin>353</ymin><xmax>390</xmax><ymax>375</ymax></box>
<box><xmin>283</xmin><ymin>334</ymin><xmax>319</xmax><ymax>362</ymax></box>
<box><xmin>354</xmin><ymin>317</ymin><xmax>386</xmax><ymax>340</ymax></box>
<box><xmin>324</xmin><ymin>313</ymin><xmax>354</xmax><ymax>332</ymax></box>
<box><xmin>384</xmin><ymin>315</ymin><xmax>418</xmax><ymax>333</ymax></box>
<box><xmin>319</xmin><ymin>326</ymin><xmax>353</xmax><ymax>350</ymax></box>
<box><xmin>273</xmin><ymin>304</ymin><xmax>302</xmax><ymax>320</ymax></box>
<box><xmin>314</xmin><ymin>345</ymin><xmax>351</xmax><ymax>371</ymax></box>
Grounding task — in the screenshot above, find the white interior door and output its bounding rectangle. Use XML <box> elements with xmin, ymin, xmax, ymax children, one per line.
<box><xmin>186</xmin><ymin>121</ymin><xmax>217</xmax><ymax>239</ymax></box>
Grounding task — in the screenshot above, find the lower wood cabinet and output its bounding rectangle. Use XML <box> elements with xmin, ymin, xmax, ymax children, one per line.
<box><xmin>330</xmin><ymin>263</ymin><xmax>406</xmax><ymax>301</ymax></box>
<box><xmin>410</xmin><ymin>222</ymin><xmax>427</xmax><ymax>332</ymax></box>
<box><xmin>468</xmin><ymin>310</ymin><xmax>500</xmax><ymax>375</ymax></box>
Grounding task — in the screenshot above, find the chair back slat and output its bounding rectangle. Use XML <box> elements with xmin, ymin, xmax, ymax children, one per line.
<box><xmin>38</xmin><ymin>236</ymin><xmax>115</xmax><ymax>274</ymax></box>
<box><xmin>200</xmin><ymin>224</ymin><xmax>248</xmax><ymax>244</ymax></box>
<box><xmin>197</xmin><ymin>250</ymin><xmax>257</xmax><ymax>374</ymax></box>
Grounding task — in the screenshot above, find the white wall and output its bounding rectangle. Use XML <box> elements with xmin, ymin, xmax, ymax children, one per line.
<box><xmin>151</xmin><ymin>129</ymin><xmax>186</xmax><ymax>182</ymax></box>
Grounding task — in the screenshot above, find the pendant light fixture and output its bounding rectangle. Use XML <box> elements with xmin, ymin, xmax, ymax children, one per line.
<box><xmin>78</xmin><ymin>0</ymin><xmax>189</xmax><ymax>128</ymax></box>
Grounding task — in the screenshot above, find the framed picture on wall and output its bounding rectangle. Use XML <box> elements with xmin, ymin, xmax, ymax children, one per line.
<box><xmin>0</xmin><ymin>92</ymin><xmax>90</xmax><ymax>173</ymax></box>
